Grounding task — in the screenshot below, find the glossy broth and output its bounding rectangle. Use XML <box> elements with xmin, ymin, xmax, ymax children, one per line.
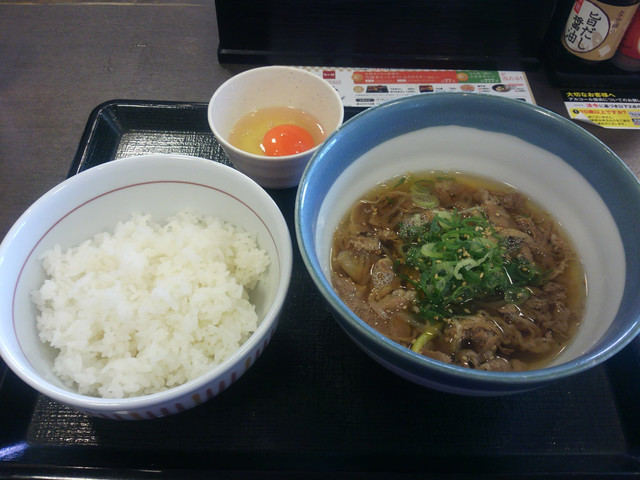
<box><xmin>331</xmin><ymin>172</ymin><xmax>586</xmax><ymax>371</ymax></box>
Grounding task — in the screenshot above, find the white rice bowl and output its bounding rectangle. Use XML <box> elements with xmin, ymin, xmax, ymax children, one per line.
<box><xmin>0</xmin><ymin>154</ymin><xmax>292</xmax><ymax>419</ymax></box>
<box><xmin>32</xmin><ymin>209</ymin><xmax>270</xmax><ymax>399</ymax></box>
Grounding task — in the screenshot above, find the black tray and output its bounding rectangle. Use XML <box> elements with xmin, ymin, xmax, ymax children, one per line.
<box><xmin>2</xmin><ymin>100</ymin><xmax>640</xmax><ymax>479</ymax></box>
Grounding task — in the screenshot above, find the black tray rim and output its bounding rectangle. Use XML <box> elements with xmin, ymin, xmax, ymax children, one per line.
<box><xmin>68</xmin><ymin>99</ymin><xmax>213</xmax><ymax>178</ymax></box>
<box><xmin>2</xmin><ymin>99</ymin><xmax>640</xmax><ymax>479</ymax></box>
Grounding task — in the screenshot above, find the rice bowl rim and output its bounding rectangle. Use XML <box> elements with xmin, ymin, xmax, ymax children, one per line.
<box><xmin>0</xmin><ymin>154</ymin><xmax>293</xmax><ymax>411</ymax></box>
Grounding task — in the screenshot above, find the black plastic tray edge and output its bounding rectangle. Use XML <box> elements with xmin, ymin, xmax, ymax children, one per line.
<box><xmin>68</xmin><ymin>99</ymin><xmax>212</xmax><ymax>177</ymax></box>
<box><xmin>2</xmin><ymin>464</ymin><xmax>638</xmax><ymax>480</ymax></box>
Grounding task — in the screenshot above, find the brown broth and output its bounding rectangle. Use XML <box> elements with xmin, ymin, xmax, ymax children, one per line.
<box><xmin>331</xmin><ymin>171</ymin><xmax>586</xmax><ymax>371</ymax></box>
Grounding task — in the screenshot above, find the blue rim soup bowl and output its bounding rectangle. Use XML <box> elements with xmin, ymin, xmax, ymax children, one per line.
<box><xmin>295</xmin><ymin>93</ymin><xmax>640</xmax><ymax>396</ymax></box>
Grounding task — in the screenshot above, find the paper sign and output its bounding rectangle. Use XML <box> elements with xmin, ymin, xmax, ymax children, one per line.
<box><xmin>562</xmin><ymin>90</ymin><xmax>640</xmax><ymax>129</ymax></box>
<box><xmin>296</xmin><ymin>67</ymin><xmax>536</xmax><ymax>107</ymax></box>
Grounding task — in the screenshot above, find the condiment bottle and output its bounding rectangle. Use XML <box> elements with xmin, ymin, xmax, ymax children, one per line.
<box><xmin>561</xmin><ymin>0</ymin><xmax>640</xmax><ymax>62</ymax></box>
<box><xmin>611</xmin><ymin>8</ymin><xmax>640</xmax><ymax>70</ymax></box>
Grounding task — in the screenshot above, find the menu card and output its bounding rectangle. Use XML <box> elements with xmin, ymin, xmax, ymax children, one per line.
<box><xmin>296</xmin><ymin>67</ymin><xmax>536</xmax><ymax>106</ymax></box>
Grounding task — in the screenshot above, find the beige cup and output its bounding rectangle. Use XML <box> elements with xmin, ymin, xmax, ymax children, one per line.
<box><xmin>207</xmin><ymin>66</ymin><xmax>344</xmax><ymax>189</ymax></box>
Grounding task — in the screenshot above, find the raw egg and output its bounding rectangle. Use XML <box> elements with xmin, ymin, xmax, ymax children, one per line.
<box><xmin>263</xmin><ymin>124</ymin><xmax>315</xmax><ymax>156</ymax></box>
<box><xmin>228</xmin><ymin>106</ymin><xmax>325</xmax><ymax>156</ymax></box>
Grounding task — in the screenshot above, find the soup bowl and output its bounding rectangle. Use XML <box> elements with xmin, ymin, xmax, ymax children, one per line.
<box><xmin>0</xmin><ymin>154</ymin><xmax>293</xmax><ymax>419</ymax></box>
<box><xmin>295</xmin><ymin>93</ymin><xmax>640</xmax><ymax>396</ymax></box>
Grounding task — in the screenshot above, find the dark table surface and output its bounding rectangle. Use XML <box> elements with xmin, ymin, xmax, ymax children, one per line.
<box><xmin>1</xmin><ymin>2</ymin><xmax>640</xmax><ymax>478</ymax></box>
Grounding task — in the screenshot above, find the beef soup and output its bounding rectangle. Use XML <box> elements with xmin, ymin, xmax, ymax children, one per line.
<box><xmin>331</xmin><ymin>172</ymin><xmax>586</xmax><ymax>372</ymax></box>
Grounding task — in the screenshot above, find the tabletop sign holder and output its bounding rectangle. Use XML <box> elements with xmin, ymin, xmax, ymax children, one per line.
<box><xmin>215</xmin><ymin>0</ymin><xmax>640</xmax><ymax>88</ymax></box>
<box><xmin>215</xmin><ymin>0</ymin><xmax>557</xmax><ymax>70</ymax></box>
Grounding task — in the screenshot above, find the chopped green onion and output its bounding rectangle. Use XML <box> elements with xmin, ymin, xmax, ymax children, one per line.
<box><xmin>409</xmin><ymin>179</ymin><xmax>439</xmax><ymax>208</ymax></box>
<box><xmin>412</xmin><ymin>192</ymin><xmax>439</xmax><ymax>208</ymax></box>
<box><xmin>396</xmin><ymin>210</ymin><xmax>548</xmax><ymax>322</ymax></box>
<box><xmin>411</xmin><ymin>323</ymin><xmax>443</xmax><ymax>352</ymax></box>
<box><xmin>504</xmin><ymin>287</ymin><xmax>531</xmax><ymax>305</ymax></box>
<box><xmin>392</xmin><ymin>176</ymin><xmax>408</xmax><ymax>188</ymax></box>
<box><xmin>410</xmin><ymin>179</ymin><xmax>435</xmax><ymax>192</ymax></box>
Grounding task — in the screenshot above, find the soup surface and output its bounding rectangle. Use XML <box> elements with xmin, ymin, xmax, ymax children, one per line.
<box><xmin>228</xmin><ymin>106</ymin><xmax>325</xmax><ymax>156</ymax></box>
<box><xmin>331</xmin><ymin>172</ymin><xmax>585</xmax><ymax>371</ymax></box>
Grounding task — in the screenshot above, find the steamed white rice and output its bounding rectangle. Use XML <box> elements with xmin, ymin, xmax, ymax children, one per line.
<box><xmin>31</xmin><ymin>209</ymin><xmax>270</xmax><ymax>399</ymax></box>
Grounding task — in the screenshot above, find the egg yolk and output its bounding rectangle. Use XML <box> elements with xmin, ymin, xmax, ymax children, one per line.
<box><xmin>262</xmin><ymin>124</ymin><xmax>315</xmax><ymax>156</ymax></box>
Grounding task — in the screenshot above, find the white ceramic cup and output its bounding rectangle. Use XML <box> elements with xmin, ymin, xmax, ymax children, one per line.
<box><xmin>207</xmin><ymin>66</ymin><xmax>344</xmax><ymax>189</ymax></box>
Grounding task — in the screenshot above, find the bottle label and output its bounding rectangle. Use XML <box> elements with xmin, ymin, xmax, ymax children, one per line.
<box><xmin>618</xmin><ymin>9</ymin><xmax>640</xmax><ymax>58</ymax></box>
<box><xmin>562</xmin><ymin>0</ymin><xmax>640</xmax><ymax>61</ymax></box>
